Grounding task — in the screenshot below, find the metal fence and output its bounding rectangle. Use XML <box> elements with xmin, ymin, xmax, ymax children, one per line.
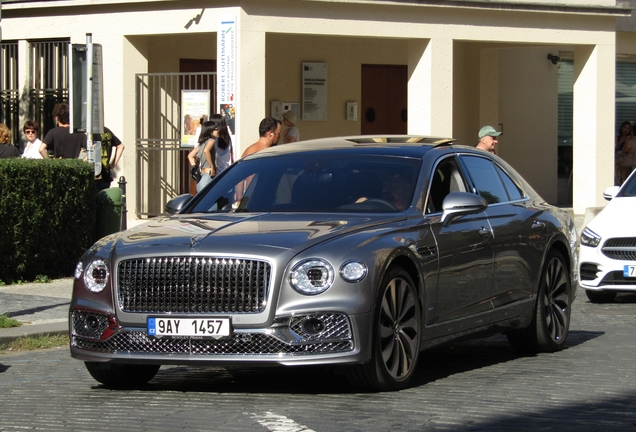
<box><xmin>136</xmin><ymin>72</ymin><xmax>217</xmax><ymax>217</ymax></box>
<box><xmin>0</xmin><ymin>39</ymin><xmax>69</xmax><ymax>148</ymax></box>
<box><xmin>0</xmin><ymin>41</ymin><xmax>19</xmax><ymax>143</ymax></box>
<box><xmin>29</xmin><ymin>40</ymin><xmax>69</xmax><ymax>135</ymax></box>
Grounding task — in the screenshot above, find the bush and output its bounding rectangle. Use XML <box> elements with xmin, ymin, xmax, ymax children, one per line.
<box><xmin>0</xmin><ymin>158</ymin><xmax>97</xmax><ymax>282</ymax></box>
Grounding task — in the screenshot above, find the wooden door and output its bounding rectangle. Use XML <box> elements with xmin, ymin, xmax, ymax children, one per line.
<box><xmin>361</xmin><ymin>65</ymin><xmax>407</xmax><ymax>135</ymax></box>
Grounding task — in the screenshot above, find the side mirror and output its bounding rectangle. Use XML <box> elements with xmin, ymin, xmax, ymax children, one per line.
<box><xmin>440</xmin><ymin>192</ymin><xmax>488</xmax><ymax>227</ymax></box>
<box><xmin>165</xmin><ymin>194</ymin><xmax>193</xmax><ymax>215</ymax></box>
<box><xmin>602</xmin><ymin>186</ymin><xmax>620</xmax><ymax>201</ymax></box>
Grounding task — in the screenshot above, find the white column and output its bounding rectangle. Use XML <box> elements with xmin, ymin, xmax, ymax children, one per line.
<box><xmin>236</xmin><ymin>18</ymin><xmax>266</xmax><ymax>156</ymax></box>
<box><xmin>572</xmin><ymin>43</ymin><xmax>615</xmax><ymax>214</ymax></box>
<box><xmin>122</xmin><ymin>35</ymin><xmax>149</xmax><ymax>220</ymax></box>
<box><xmin>407</xmin><ymin>38</ymin><xmax>453</xmax><ymax>137</ymax></box>
<box><xmin>18</xmin><ymin>40</ymin><xmax>29</xmax><ymax>144</ymax></box>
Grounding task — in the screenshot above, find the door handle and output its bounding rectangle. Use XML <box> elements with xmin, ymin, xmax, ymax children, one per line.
<box><xmin>479</xmin><ymin>226</ymin><xmax>492</xmax><ymax>238</ymax></box>
<box><xmin>532</xmin><ymin>220</ymin><xmax>546</xmax><ymax>231</ymax></box>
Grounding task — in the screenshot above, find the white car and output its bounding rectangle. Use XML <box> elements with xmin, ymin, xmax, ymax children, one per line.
<box><xmin>579</xmin><ymin>169</ymin><xmax>636</xmax><ymax>302</ymax></box>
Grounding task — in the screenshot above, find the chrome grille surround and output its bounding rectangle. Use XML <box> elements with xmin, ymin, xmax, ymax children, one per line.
<box><xmin>72</xmin><ymin>310</ymin><xmax>110</xmax><ymax>339</ymax></box>
<box><xmin>602</xmin><ymin>238</ymin><xmax>636</xmax><ymax>260</ymax></box>
<box><xmin>117</xmin><ymin>256</ymin><xmax>271</xmax><ymax>314</ymax></box>
<box><xmin>71</xmin><ymin>312</ymin><xmax>354</xmax><ymax>356</ymax></box>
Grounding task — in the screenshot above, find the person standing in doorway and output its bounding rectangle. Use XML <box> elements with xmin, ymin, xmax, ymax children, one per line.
<box><xmin>281</xmin><ymin>110</ymin><xmax>299</xmax><ymax>144</ymax></box>
<box><xmin>241</xmin><ymin>117</ymin><xmax>281</xmax><ymax>158</ymax></box>
<box><xmin>476</xmin><ymin>125</ymin><xmax>502</xmax><ymax>154</ymax></box>
<box><xmin>39</xmin><ymin>102</ymin><xmax>87</xmax><ymax>158</ymax></box>
<box><xmin>188</xmin><ymin>120</ymin><xmax>218</xmax><ymax>193</ymax></box>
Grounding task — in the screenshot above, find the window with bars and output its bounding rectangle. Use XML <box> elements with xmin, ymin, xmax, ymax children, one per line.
<box><xmin>0</xmin><ymin>41</ymin><xmax>19</xmax><ymax>144</ymax></box>
<box><xmin>29</xmin><ymin>39</ymin><xmax>69</xmax><ymax>138</ymax></box>
<box><xmin>0</xmin><ymin>39</ymin><xmax>69</xmax><ymax>149</ymax></box>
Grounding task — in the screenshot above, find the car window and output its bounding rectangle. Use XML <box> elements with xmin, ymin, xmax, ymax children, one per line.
<box><xmin>460</xmin><ymin>155</ymin><xmax>509</xmax><ymax>204</ymax></box>
<box><xmin>426</xmin><ymin>157</ymin><xmax>467</xmax><ymax>214</ymax></box>
<box><xmin>188</xmin><ymin>154</ymin><xmax>421</xmax><ymax>213</ymax></box>
<box><xmin>495</xmin><ymin>164</ymin><xmax>524</xmax><ymax>201</ymax></box>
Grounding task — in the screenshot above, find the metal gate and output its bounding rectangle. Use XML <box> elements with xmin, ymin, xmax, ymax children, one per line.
<box><xmin>0</xmin><ymin>39</ymin><xmax>69</xmax><ymax>146</ymax></box>
<box><xmin>135</xmin><ymin>72</ymin><xmax>217</xmax><ymax>217</ymax></box>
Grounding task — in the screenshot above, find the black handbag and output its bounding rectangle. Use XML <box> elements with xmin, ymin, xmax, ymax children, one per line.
<box><xmin>190</xmin><ymin>165</ymin><xmax>202</xmax><ymax>182</ymax></box>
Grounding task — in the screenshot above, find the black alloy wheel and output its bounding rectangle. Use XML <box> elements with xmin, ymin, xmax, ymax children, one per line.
<box><xmin>349</xmin><ymin>266</ymin><xmax>421</xmax><ymax>391</ymax></box>
<box><xmin>507</xmin><ymin>250</ymin><xmax>571</xmax><ymax>353</ymax></box>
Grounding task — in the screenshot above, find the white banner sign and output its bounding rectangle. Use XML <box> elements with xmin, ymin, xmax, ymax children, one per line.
<box><xmin>219</xmin><ymin>16</ymin><xmax>237</xmax><ymax>150</ymax></box>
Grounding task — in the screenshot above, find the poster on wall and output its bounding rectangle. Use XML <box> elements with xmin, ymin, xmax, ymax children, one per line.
<box><xmin>302</xmin><ymin>62</ymin><xmax>327</xmax><ymax>121</ymax></box>
<box><xmin>181</xmin><ymin>90</ymin><xmax>210</xmax><ymax>148</ymax></box>
<box><xmin>219</xmin><ymin>15</ymin><xmax>238</xmax><ymax>153</ymax></box>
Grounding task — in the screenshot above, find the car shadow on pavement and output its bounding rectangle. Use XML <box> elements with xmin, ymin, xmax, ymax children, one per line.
<box><xmin>412</xmin><ymin>330</ymin><xmax>603</xmax><ymax>387</ymax></box>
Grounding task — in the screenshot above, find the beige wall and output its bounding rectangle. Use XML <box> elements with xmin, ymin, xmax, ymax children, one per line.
<box><xmin>266</xmin><ymin>34</ymin><xmax>408</xmax><ymax>141</ymax></box>
<box><xmin>0</xmin><ymin>0</ymin><xmax>623</xmax><ymax>217</ymax></box>
<box><xmin>499</xmin><ymin>47</ymin><xmax>559</xmax><ymax>204</ymax></box>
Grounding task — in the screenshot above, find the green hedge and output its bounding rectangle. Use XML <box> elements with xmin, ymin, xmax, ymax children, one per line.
<box><xmin>0</xmin><ymin>158</ymin><xmax>97</xmax><ymax>283</ymax></box>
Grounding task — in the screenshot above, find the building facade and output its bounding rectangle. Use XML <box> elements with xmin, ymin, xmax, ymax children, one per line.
<box><xmin>0</xmin><ymin>0</ymin><xmax>633</xmax><ymax>219</ymax></box>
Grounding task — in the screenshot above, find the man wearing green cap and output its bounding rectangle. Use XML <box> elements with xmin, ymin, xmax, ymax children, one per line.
<box><xmin>476</xmin><ymin>125</ymin><xmax>502</xmax><ymax>154</ymax></box>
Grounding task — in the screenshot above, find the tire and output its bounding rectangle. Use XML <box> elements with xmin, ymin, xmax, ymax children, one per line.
<box><xmin>349</xmin><ymin>267</ymin><xmax>421</xmax><ymax>391</ymax></box>
<box><xmin>507</xmin><ymin>250</ymin><xmax>571</xmax><ymax>354</ymax></box>
<box><xmin>85</xmin><ymin>362</ymin><xmax>160</xmax><ymax>388</ymax></box>
<box><xmin>585</xmin><ymin>289</ymin><xmax>616</xmax><ymax>303</ymax></box>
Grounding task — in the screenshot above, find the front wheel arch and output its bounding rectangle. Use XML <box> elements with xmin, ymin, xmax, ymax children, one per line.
<box><xmin>348</xmin><ymin>265</ymin><xmax>422</xmax><ymax>391</ymax></box>
<box><xmin>507</xmin><ymin>248</ymin><xmax>572</xmax><ymax>354</ymax></box>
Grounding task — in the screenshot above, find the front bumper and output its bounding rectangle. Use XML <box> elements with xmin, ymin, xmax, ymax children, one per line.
<box><xmin>69</xmin><ymin>308</ymin><xmax>370</xmax><ymax>366</ymax></box>
<box><xmin>579</xmin><ymin>242</ymin><xmax>636</xmax><ymax>291</ymax></box>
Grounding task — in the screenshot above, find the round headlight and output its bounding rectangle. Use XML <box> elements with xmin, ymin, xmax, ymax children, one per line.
<box><xmin>84</xmin><ymin>259</ymin><xmax>109</xmax><ymax>293</ymax></box>
<box><xmin>74</xmin><ymin>261</ymin><xmax>84</xmax><ymax>280</ymax></box>
<box><xmin>340</xmin><ymin>260</ymin><xmax>367</xmax><ymax>282</ymax></box>
<box><xmin>290</xmin><ymin>259</ymin><xmax>334</xmax><ymax>295</ymax></box>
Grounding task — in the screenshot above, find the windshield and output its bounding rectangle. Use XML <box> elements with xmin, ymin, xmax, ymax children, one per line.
<box><xmin>622</xmin><ymin>173</ymin><xmax>636</xmax><ymax>197</ymax></box>
<box><xmin>188</xmin><ymin>154</ymin><xmax>421</xmax><ymax>213</ymax></box>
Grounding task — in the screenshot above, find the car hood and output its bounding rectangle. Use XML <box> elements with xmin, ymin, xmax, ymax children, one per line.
<box><xmin>586</xmin><ymin>196</ymin><xmax>636</xmax><ymax>238</ymax></box>
<box><xmin>111</xmin><ymin>212</ymin><xmax>405</xmax><ymax>258</ymax></box>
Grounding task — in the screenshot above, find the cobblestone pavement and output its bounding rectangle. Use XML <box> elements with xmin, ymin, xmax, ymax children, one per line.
<box><xmin>1</xmin><ymin>291</ymin><xmax>636</xmax><ymax>432</ymax></box>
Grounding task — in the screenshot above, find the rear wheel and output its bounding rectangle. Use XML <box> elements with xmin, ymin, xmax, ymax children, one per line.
<box><xmin>85</xmin><ymin>362</ymin><xmax>160</xmax><ymax>388</ymax></box>
<box><xmin>349</xmin><ymin>267</ymin><xmax>421</xmax><ymax>391</ymax></box>
<box><xmin>507</xmin><ymin>250</ymin><xmax>571</xmax><ymax>354</ymax></box>
<box><xmin>585</xmin><ymin>289</ymin><xmax>616</xmax><ymax>303</ymax></box>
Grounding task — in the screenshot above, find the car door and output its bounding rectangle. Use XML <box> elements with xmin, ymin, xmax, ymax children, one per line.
<box><xmin>458</xmin><ymin>155</ymin><xmax>543</xmax><ymax>321</ymax></box>
<box><xmin>420</xmin><ymin>156</ymin><xmax>494</xmax><ymax>336</ymax></box>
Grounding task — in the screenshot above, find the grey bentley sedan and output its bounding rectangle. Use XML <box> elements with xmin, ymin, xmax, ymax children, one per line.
<box><xmin>70</xmin><ymin>136</ymin><xmax>578</xmax><ymax>391</ymax></box>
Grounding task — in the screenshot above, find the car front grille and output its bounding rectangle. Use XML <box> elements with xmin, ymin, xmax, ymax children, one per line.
<box><xmin>71</xmin><ymin>312</ymin><xmax>354</xmax><ymax>356</ymax></box>
<box><xmin>118</xmin><ymin>257</ymin><xmax>271</xmax><ymax>314</ymax></box>
<box><xmin>602</xmin><ymin>238</ymin><xmax>636</xmax><ymax>260</ymax></box>
<box><xmin>599</xmin><ymin>271</ymin><xmax>636</xmax><ymax>286</ymax></box>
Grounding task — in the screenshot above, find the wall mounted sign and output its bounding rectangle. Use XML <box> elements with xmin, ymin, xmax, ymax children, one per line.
<box><xmin>181</xmin><ymin>90</ymin><xmax>210</xmax><ymax>148</ymax></box>
<box><xmin>302</xmin><ymin>62</ymin><xmax>327</xmax><ymax>121</ymax></box>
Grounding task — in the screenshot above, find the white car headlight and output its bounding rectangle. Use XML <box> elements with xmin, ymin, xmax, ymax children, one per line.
<box><xmin>290</xmin><ymin>258</ymin><xmax>334</xmax><ymax>295</ymax></box>
<box><xmin>340</xmin><ymin>260</ymin><xmax>367</xmax><ymax>282</ymax></box>
<box><xmin>84</xmin><ymin>259</ymin><xmax>109</xmax><ymax>293</ymax></box>
<box><xmin>580</xmin><ymin>227</ymin><xmax>601</xmax><ymax>248</ymax></box>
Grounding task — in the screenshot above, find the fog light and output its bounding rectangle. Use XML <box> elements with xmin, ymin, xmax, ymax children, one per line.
<box><xmin>302</xmin><ymin>318</ymin><xmax>325</xmax><ymax>334</ymax></box>
<box><xmin>86</xmin><ymin>315</ymin><xmax>99</xmax><ymax>330</ymax></box>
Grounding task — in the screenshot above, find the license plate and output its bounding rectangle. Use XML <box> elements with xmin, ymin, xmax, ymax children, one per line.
<box><xmin>623</xmin><ymin>265</ymin><xmax>636</xmax><ymax>278</ymax></box>
<box><xmin>147</xmin><ymin>317</ymin><xmax>231</xmax><ymax>339</ymax></box>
